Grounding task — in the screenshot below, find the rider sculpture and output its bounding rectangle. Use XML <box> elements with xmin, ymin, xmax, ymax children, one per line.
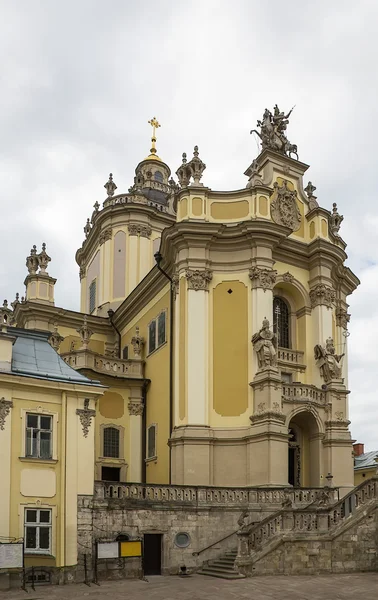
<box><xmin>251</xmin><ymin>105</ymin><xmax>298</xmax><ymax>159</ymax></box>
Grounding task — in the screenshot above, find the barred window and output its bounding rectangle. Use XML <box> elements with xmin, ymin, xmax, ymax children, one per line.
<box><xmin>26</xmin><ymin>414</ymin><xmax>52</xmax><ymax>459</ymax></box>
<box><xmin>103</xmin><ymin>427</ymin><xmax>120</xmax><ymax>458</ymax></box>
<box><xmin>24</xmin><ymin>508</ymin><xmax>52</xmax><ymax>553</ymax></box>
<box><xmin>148</xmin><ymin>311</ymin><xmax>166</xmax><ymax>354</ymax></box>
<box><xmin>148</xmin><ymin>320</ymin><xmax>157</xmax><ymax>353</ymax></box>
<box><xmin>122</xmin><ymin>346</ymin><xmax>129</xmax><ymax>360</ymax></box>
<box><xmin>89</xmin><ymin>279</ymin><xmax>96</xmax><ymax>314</ymax></box>
<box><xmin>157</xmin><ymin>312</ymin><xmax>166</xmax><ymax>347</ymax></box>
<box><xmin>273</xmin><ymin>297</ymin><xmax>290</xmax><ymax>348</ymax></box>
<box><xmin>147</xmin><ymin>424</ymin><xmax>157</xmax><ymax>459</ymax></box>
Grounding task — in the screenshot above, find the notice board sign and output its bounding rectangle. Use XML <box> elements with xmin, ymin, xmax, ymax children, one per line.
<box><xmin>97</xmin><ymin>540</ymin><xmax>142</xmax><ymax>559</ymax></box>
<box><xmin>120</xmin><ymin>540</ymin><xmax>142</xmax><ymax>558</ymax></box>
<box><xmin>0</xmin><ymin>543</ymin><xmax>23</xmax><ymax>569</ymax></box>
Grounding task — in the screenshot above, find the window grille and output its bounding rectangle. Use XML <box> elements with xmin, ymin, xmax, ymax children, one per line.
<box><xmin>157</xmin><ymin>312</ymin><xmax>166</xmax><ymax>346</ymax></box>
<box><xmin>89</xmin><ymin>279</ymin><xmax>96</xmax><ymax>314</ymax></box>
<box><xmin>26</xmin><ymin>414</ymin><xmax>52</xmax><ymax>459</ymax></box>
<box><xmin>148</xmin><ymin>320</ymin><xmax>157</xmax><ymax>353</ymax></box>
<box><xmin>24</xmin><ymin>509</ymin><xmax>52</xmax><ymax>553</ymax></box>
<box><xmin>103</xmin><ymin>427</ymin><xmax>120</xmax><ymax>458</ymax></box>
<box><xmin>273</xmin><ymin>297</ymin><xmax>290</xmax><ymax>348</ymax></box>
<box><xmin>154</xmin><ymin>171</ymin><xmax>163</xmax><ymax>182</ymax></box>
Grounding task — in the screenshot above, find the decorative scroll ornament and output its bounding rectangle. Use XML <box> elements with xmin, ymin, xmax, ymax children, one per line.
<box><xmin>185</xmin><ymin>269</ymin><xmax>213</xmax><ymax>291</ymax></box>
<box><xmin>128</xmin><ymin>400</ymin><xmax>144</xmax><ymax>416</ymax></box>
<box><xmin>329</xmin><ymin>203</ymin><xmax>344</xmax><ymax>235</ymax></box>
<box><xmin>283</xmin><ymin>271</ymin><xmax>294</xmax><ymax>283</ymax></box>
<box><xmin>0</xmin><ymin>397</ymin><xmax>13</xmax><ymax>430</ymax></box>
<box><xmin>131</xmin><ymin>326</ymin><xmax>145</xmax><ymax>357</ymax></box>
<box><xmin>128</xmin><ymin>223</ymin><xmax>152</xmax><ymax>238</ymax></box>
<box><xmin>48</xmin><ymin>325</ymin><xmax>64</xmax><ymax>351</ymax></box>
<box><xmin>314</xmin><ymin>337</ymin><xmax>344</xmax><ymax>383</ymax></box>
<box><xmin>309</xmin><ymin>284</ymin><xmax>336</xmax><ymax>309</ymax></box>
<box><xmin>335</xmin><ymin>308</ymin><xmax>351</xmax><ymax>329</ymax></box>
<box><xmin>104</xmin><ymin>173</ymin><xmax>117</xmax><ymax>198</ymax></box>
<box><xmin>76</xmin><ymin>399</ymin><xmax>96</xmax><ymax>438</ymax></box>
<box><xmin>77</xmin><ymin>315</ymin><xmax>93</xmax><ymax>350</ymax></box>
<box><xmin>270</xmin><ymin>180</ymin><xmax>301</xmax><ymax>231</ymax></box>
<box><xmin>250</xmin><ymin>105</ymin><xmax>298</xmax><ymax>159</ymax></box>
<box><xmin>249</xmin><ymin>267</ymin><xmax>277</xmax><ymax>291</ymax></box>
<box><xmin>251</xmin><ymin>318</ymin><xmax>278</xmax><ymax>371</ymax></box>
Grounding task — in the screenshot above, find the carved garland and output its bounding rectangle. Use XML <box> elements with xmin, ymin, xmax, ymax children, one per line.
<box><xmin>76</xmin><ymin>399</ymin><xmax>96</xmax><ymax>438</ymax></box>
<box><xmin>0</xmin><ymin>398</ymin><xmax>13</xmax><ymax>430</ymax></box>
<box><xmin>309</xmin><ymin>284</ymin><xmax>336</xmax><ymax>309</ymax></box>
<box><xmin>185</xmin><ymin>269</ymin><xmax>213</xmax><ymax>291</ymax></box>
<box><xmin>249</xmin><ymin>267</ymin><xmax>277</xmax><ymax>291</ymax></box>
<box><xmin>128</xmin><ymin>401</ymin><xmax>144</xmax><ymax>416</ymax></box>
<box><xmin>128</xmin><ymin>223</ymin><xmax>152</xmax><ymax>238</ymax></box>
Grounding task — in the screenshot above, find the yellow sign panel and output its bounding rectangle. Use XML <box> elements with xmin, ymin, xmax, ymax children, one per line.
<box><xmin>120</xmin><ymin>541</ymin><xmax>142</xmax><ymax>558</ymax></box>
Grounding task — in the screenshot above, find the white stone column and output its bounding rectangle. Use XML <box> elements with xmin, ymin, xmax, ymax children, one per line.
<box><xmin>101</xmin><ymin>233</ymin><xmax>112</xmax><ymax>306</ymax></box>
<box><xmin>310</xmin><ymin>284</ymin><xmax>335</xmax><ymax>387</ymax></box>
<box><xmin>128</xmin><ymin>394</ymin><xmax>144</xmax><ymax>482</ymax></box>
<box><xmin>249</xmin><ymin>266</ymin><xmax>276</xmax><ymax>379</ymax></box>
<box><xmin>185</xmin><ymin>269</ymin><xmax>212</xmax><ymax>425</ymax></box>
<box><xmin>0</xmin><ymin>398</ymin><xmax>13</xmax><ymax>540</ymax></box>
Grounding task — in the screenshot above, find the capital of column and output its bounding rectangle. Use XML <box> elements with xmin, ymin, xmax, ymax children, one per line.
<box><xmin>99</xmin><ymin>228</ymin><xmax>112</xmax><ymax>245</ymax></box>
<box><xmin>128</xmin><ymin>223</ymin><xmax>152</xmax><ymax>238</ymax></box>
<box><xmin>185</xmin><ymin>268</ymin><xmax>213</xmax><ymax>291</ymax></box>
<box><xmin>309</xmin><ymin>284</ymin><xmax>336</xmax><ymax>308</ymax></box>
<box><xmin>128</xmin><ymin>400</ymin><xmax>144</xmax><ymax>416</ymax></box>
<box><xmin>249</xmin><ymin>267</ymin><xmax>277</xmax><ymax>291</ymax></box>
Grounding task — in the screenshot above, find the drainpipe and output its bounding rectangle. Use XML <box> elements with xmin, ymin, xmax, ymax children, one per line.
<box><xmin>154</xmin><ymin>251</ymin><xmax>174</xmax><ymax>484</ymax></box>
<box><xmin>141</xmin><ymin>379</ymin><xmax>150</xmax><ymax>484</ymax></box>
<box><xmin>108</xmin><ymin>309</ymin><xmax>121</xmax><ymax>358</ymax></box>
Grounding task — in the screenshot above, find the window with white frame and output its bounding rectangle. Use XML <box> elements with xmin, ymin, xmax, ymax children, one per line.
<box><xmin>89</xmin><ymin>279</ymin><xmax>97</xmax><ymax>314</ymax></box>
<box><xmin>147</xmin><ymin>424</ymin><xmax>157</xmax><ymax>459</ymax></box>
<box><xmin>26</xmin><ymin>414</ymin><xmax>52</xmax><ymax>459</ymax></box>
<box><xmin>103</xmin><ymin>427</ymin><xmax>120</xmax><ymax>458</ymax></box>
<box><xmin>24</xmin><ymin>508</ymin><xmax>52</xmax><ymax>554</ymax></box>
<box><xmin>148</xmin><ymin>311</ymin><xmax>166</xmax><ymax>354</ymax></box>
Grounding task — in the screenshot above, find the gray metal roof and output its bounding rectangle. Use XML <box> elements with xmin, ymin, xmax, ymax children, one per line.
<box><xmin>354</xmin><ymin>450</ymin><xmax>378</xmax><ymax>471</ymax></box>
<box><xmin>11</xmin><ymin>328</ymin><xmax>102</xmax><ymax>386</ymax></box>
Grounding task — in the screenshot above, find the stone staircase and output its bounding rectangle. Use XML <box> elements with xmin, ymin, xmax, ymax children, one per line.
<box><xmin>197</xmin><ymin>548</ymin><xmax>245</xmax><ymax>579</ymax></box>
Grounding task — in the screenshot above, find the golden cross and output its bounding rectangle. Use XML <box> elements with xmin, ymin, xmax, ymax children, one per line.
<box><xmin>148</xmin><ymin>117</ymin><xmax>161</xmax><ymax>139</ymax></box>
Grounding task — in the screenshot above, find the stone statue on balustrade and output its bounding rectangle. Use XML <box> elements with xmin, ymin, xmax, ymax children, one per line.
<box><xmin>252</xmin><ymin>318</ymin><xmax>278</xmax><ymax>371</ymax></box>
<box><xmin>314</xmin><ymin>337</ymin><xmax>344</xmax><ymax>383</ymax></box>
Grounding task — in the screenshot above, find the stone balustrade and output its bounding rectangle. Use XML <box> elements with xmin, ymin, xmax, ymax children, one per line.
<box><xmin>61</xmin><ymin>350</ymin><xmax>144</xmax><ymax>379</ymax></box>
<box><xmin>282</xmin><ymin>383</ymin><xmax>326</xmax><ymax>404</ymax></box>
<box><xmin>236</xmin><ymin>478</ymin><xmax>378</xmax><ymax>571</ymax></box>
<box><xmin>103</xmin><ymin>191</ymin><xmax>170</xmax><ymax>212</ymax></box>
<box><xmin>94</xmin><ymin>481</ymin><xmax>335</xmax><ymax>508</ymax></box>
<box><xmin>277</xmin><ymin>347</ymin><xmax>305</xmax><ymax>369</ymax></box>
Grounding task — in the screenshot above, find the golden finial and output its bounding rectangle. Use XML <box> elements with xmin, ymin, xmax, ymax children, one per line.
<box><xmin>148</xmin><ymin>117</ymin><xmax>161</xmax><ymax>155</ymax></box>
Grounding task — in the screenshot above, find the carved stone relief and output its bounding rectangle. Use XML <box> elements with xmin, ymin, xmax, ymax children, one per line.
<box><xmin>309</xmin><ymin>284</ymin><xmax>336</xmax><ymax>309</ymax></box>
<box><xmin>335</xmin><ymin>308</ymin><xmax>350</xmax><ymax>329</ymax></box>
<box><xmin>0</xmin><ymin>397</ymin><xmax>13</xmax><ymax>430</ymax></box>
<box><xmin>249</xmin><ymin>267</ymin><xmax>277</xmax><ymax>291</ymax></box>
<box><xmin>282</xmin><ymin>271</ymin><xmax>294</xmax><ymax>283</ymax></box>
<box><xmin>99</xmin><ymin>228</ymin><xmax>112</xmax><ymax>245</ymax></box>
<box><xmin>185</xmin><ymin>269</ymin><xmax>213</xmax><ymax>291</ymax></box>
<box><xmin>270</xmin><ymin>180</ymin><xmax>301</xmax><ymax>231</ymax></box>
<box><xmin>76</xmin><ymin>399</ymin><xmax>96</xmax><ymax>438</ymax></box>
<box><xmin>128</xmin><ymin>223</ymin><xmax>152</xmax><ymax>238</ymax></box>
<box><xmin>128</xmin><ymin>400</ymin><xmax>144</xmax><ymax>416</ymax></box>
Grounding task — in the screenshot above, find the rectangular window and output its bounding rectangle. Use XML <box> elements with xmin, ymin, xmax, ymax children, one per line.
<box><xmin>122</xmin><ymin>346</ymin><xmax>129</xmax><ymax>360</ymax></box>
<box><xmin>24</xmin><ymin>508</ymin><xmax>52</xmax><ymax>554</ymax></box>
<box><xmin>103</xmin><ymin>427</ymin><xmax>120</xmax><ymax>458</ymax></box>
<box><xmin>148</xmin><ymin>320</ymin><xmax>156</xmax><ymax>354</ymax></box>
<box><xmin>89</xmin><ymin>279</ymin><xmax>97</xmax><ymax>314</ymax></box>
<box><xmin>148</xmin><ymin>311</ymin><xmax>166</xmax><ymax>354</ymax></box>
<box><xmin>26</xmin><ymin>414</ymin><xmax>52</xmax><ymax>459</ymax></box>
<box><xmin>157</xmin><ymin>312</ymin><xmax>166</xmax><ymax>347</ymax></box>
<box><xmin>147</xmin><ymin>424</ymin><xmax>157</xmax><ymax>459</ymax></box>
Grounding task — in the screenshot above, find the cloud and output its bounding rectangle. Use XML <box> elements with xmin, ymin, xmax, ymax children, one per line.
<box><xmin>1</xmin><ymin>0</ymin><xmax>377</xmax><ymax>448</ymax></box>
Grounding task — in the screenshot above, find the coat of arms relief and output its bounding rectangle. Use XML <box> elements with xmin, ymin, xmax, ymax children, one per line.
<box><xmin>270</xmin><ymin>179</ymin><xmax>301</xmax><ymax>232</ymax></box>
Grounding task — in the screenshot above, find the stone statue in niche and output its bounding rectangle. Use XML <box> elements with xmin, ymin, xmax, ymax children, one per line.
<box><xmin>252</xmin><ymin>318</ymin><xmax>277</xmax><ymax>370</ymax></box>
<box><xmin>314</xmin><ymin>337</ymin><xmax>344</xmax><ymax>382</ymax></box>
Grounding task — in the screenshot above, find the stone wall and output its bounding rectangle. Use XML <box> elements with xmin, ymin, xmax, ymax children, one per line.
<box><xmin>242</xmin><ymin>503</ymin><xmax>378</xmax><ymax>576</ymax></box>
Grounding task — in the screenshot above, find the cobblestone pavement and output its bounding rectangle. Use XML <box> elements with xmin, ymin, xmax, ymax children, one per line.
<box><xmin>3</xmin><ymin>573</ymin><xmax>378</xmax><ymax>600</ymax></box>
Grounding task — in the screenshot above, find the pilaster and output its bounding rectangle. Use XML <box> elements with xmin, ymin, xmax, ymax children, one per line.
<box><xmin>128</xmin><ymin>391</ymin><xmax>144</xmax><ymax>482</ymax></box>
<box><xmin>0</xmin><ymin>397</ymin><xmax>13</xmax><ymax>540</ymax></box>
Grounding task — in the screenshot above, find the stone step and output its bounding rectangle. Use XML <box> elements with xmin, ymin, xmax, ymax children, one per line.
<box><xmin>207</xmin><ymin>561</ymin><xmax>238</xmax><ymax>571</ymax></box>
<box><xmin>198</xmin><ymin>568</ymin><xmax>245</xmax><ymax>580</ymax></box>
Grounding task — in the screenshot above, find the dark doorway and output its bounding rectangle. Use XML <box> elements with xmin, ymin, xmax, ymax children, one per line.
<box><xmin>101</xmin><ymin>466</ymin><xmax>120</xmax><ymax>482</ymax></box>
<box><xmin>143</xmin><ymin>534</ymin><xmax>162</xmax><ymax>575</ymax></box>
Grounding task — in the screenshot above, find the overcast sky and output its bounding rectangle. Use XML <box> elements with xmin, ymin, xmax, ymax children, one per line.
<box><xmin>1</xmin><ymin>1</ymin><xmax>377</xmax><ymax>450</ymax></box>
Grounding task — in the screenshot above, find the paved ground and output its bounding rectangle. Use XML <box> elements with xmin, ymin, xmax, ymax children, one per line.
<box><xmin>3</xmin><ymin>573</ymin><xmax>378</xmax><ymax>600</ymax></box>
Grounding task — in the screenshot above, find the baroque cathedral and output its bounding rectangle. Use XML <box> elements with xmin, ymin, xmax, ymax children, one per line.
<box><xmin>0</xmin><ymin>107</ymin><xmax>362</xmax><ymax>583</ymax></box>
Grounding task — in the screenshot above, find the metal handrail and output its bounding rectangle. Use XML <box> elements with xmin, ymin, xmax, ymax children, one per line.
<box><xmin>191</xmin><ymin>521</ymin><xmax>258</xmax><ymax>556</ymax></box>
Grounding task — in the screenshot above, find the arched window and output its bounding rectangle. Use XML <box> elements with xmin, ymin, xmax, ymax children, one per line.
<box><xmin>154</xmin><ymin>171</ymin><xmax>163</xmax><ymax>182</ymax></box>
<box><xmin>273</xmin><ymin>297</ymin><xmax>290</xmax><ymax>348</ymax></box>
<box><xmin>103</xmin><ymin>427</ymin><xmax>120</xmax><ymax>458</ymax></box>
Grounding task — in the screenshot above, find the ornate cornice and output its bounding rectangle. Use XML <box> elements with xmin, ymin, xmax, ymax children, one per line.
<box><xmin>185</xmin><ymin>269</ymin><xmax>213</xmax><ymax>291</ymax></box>
<box><xmin>128</xmin><ymin>400</ymin><xmax>144</xmax><ymax>416</ymax></box>
<box><xmin>0</xmin><ymin>398</ymin><xmax>13</xmax><ymax>430</ymax></box>
<box><xmin>249</xmin><ymin>267</ymin><xmax>277</xmax><ymax>291</ymax></box>
<box><xmin>309</xmin><ymin>284</ymin><xmax>336</xmax><ymax>308</ymax></box>
<box><xmin>99</xmin><ymin>228</ymin><xmax>112</xmax><ymax>245</ymax></box>
<box><xmin>128</xmin><ymin>223</ymin><xmax>152</xmax><ymax>238</ymax></box>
